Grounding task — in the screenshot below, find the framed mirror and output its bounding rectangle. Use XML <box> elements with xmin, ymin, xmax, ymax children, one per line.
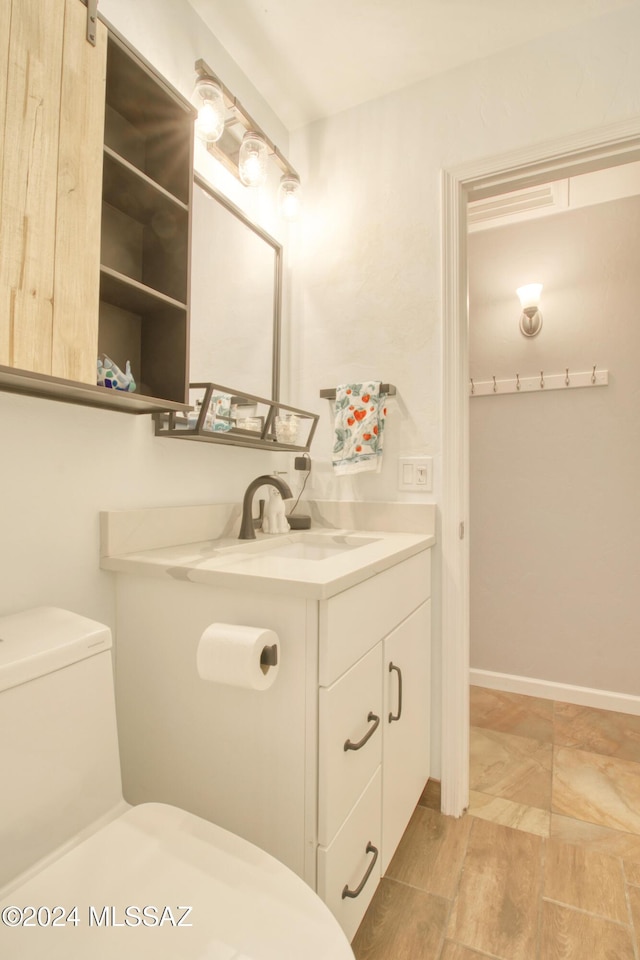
<box><xmin>190</xmin><ymin>173</ymin><xmax>281</xmax><ymax>401</ymax></box>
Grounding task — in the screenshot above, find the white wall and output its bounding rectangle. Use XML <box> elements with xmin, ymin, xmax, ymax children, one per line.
<box><xmin>0</xmin><ymin>0</ymin><xmax>291</xmax><ymax>627</ymax></box>
<box><xmin>288</xmin><ymin>2</ymin><xmax>640</xmax><ymax>766</ymax></box>
<box><xmin>4</xmin><ymin>2</ymin><xmax>640</xmax><ymax>715</ymax></box>
<box><xmin>468</xmin><ymin>194</ymin><xmax>640</xmax><ymax>696</ymax></box>
<box><xmin>290</xmin><ymin>4</ymin><xmax>640</xmax><ymax>504</ymax></box>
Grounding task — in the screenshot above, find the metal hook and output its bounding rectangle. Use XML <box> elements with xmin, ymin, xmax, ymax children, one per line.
<box><xmin>592</xmin><ymin>365</ymin><xmax>597</xmax><ymax>384</ymax></box>
<box><xmin>540</xmin><ymin>371</ymin><xmax>545</xmax><ymax>389</ymax></box>
<box><xmin>493</xmin><ymin>375</ymin><xmax>497</xmax><ymax>393</ymax></box>
<box><xmin>470</xmin><ymin>378</ymin><xmax>474</xmax><ymax>395</ymax></box>
<box><xmin>516</xmin><ymin>373</ymin><xmax>520</xmax><ymax>391</ymax></box>
<box><xmin>565</xmin><ymin>368</ymin><xmax>570</xmax><ymax>387</ymax></box>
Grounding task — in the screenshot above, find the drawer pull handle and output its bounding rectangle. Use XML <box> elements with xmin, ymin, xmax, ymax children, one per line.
<box><xmin>389</xmin><ymin>662</ymin><xmax>403</xmax><ymax>723</ymax></box>
<box><xmin>344</xmin><ymin>712</ymin><xmax>380</xmax><ymax>752</ymax></box>
<box><xmin>341</xmin><ymin>842</ymin><xmax>379</xmax><ymax>899</ymax></box>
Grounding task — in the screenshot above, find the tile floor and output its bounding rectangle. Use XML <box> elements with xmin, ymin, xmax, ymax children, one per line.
<box><xmin>352</xmin><ymin>685</ymin><xmax>640</xmax><ymax>959</ymax></box>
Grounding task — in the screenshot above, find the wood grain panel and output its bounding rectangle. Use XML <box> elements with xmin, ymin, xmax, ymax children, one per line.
<box><xmin>52</xmin><ymin>0</ymin><xmax>107</xmax><ymax>384</ymax></box>
<box><xmin>0</xmin><ymin>0</ymin><xmax>65</xmax><ymax>373</ymax></box>
<box><xmin>625</xmin><ymin>860</ymin><xmax>640</xmax><ymax>885</ymax></box>
<box><xmin>551</xmin><ymin>814</ymin><xmax>640</xmax><ymax>863</ymax></box>
<box><xmin>440</xmin><ymin>944</ymin><xmax>496</xmax><ymax>960</ymax></box>
<box><xmin>0</xmin><ymin>2</ymin><xmax>12</xmax><ymax>360</ymax></box>
<box><xmin>540</xmin><ymin>901</ymin><xmax>634</xmax><ymax>960</ymax></box>
<box><xmin>446</xmin><ymin>818</ymin><xmax>542</xmax><ymax>960</ymax></box>
<box><xmin>352</xmin><ymin>878</ymin><xmax>449</xmax><ymax>960</ymax></box>
<box><xmin>385</xmin><ymin>805</ymin><xmax>471</xmax><ymax>900</ymax></box>
<box><xmin>543</xmin><ymin>837</ymin><xmax>627</xmax><ymax>922</ymax></box>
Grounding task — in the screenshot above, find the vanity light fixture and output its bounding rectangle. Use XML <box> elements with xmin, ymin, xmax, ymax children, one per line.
<box><xmin>239</xmin><ymin>132</ymin><xmax>268</xmax><ymax>187</ymax></box>
<box><xmin>516</xmin><ymin>283</ymin><xmax>543</xmax><ymax>337</ymax></box>
<box><xmin>277</xmin><ymin>174</ymin><xmax>302</xmax><ymax>220</ymax></box>
<box><xmin>192</xmin><ymin>76</ymin><xmax>226</xmax><ymax>143</ymax></box>
<box><xmin>193</xmin><ymin>59</ymin><xmax>301</xmax><ymax>214</ymax></box>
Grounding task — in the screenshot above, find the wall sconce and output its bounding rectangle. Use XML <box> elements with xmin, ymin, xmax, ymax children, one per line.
<box><xmin>192</xmin><ymin>77</ymin><xmax>226</xmax><ymax>143</ymax></box>
<box><xmin>516</xmin><ymin>283</ymin><xmax>543</xmax><ymax>337</ymax></box>
<box><xmin>278</xmin><ymin>174</ymin><xmax>302</xmax><ymax>220</ymax></box>
<box><xmin>193</xmin><ymin>59</ymin><xmax>301</xmax><ymax>217</ymax></box>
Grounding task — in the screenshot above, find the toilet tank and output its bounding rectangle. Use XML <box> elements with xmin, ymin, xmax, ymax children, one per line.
<box><xmin>0</xmin><ymin>607</ymin><xmax>124</xmax><ymax>888</ymax></box>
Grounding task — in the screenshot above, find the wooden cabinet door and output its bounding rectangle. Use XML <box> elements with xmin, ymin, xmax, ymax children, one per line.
<box><xmin>0</xmin><ymin>0</ymin><xmax>106</xmax><ymax>383</ymax></box>
<box><xmin>52</xmin><ymin>0</ymin><xmax>107</xmax><ymax>383</ymax></box>
<box><xmin>381</xmin><ymin>600</ymin><xmax>431</xmax><ymax>873</ymax></box>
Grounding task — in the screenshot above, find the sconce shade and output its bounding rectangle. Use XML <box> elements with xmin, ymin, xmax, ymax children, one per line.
<box><xmin>278</xmin><ymin>174</ymin><xmax>302</xmax><ymax>220</ymax></box>
<box><xmin>516</xmin><ymin>283</ymin><xmax>543</xmax><ymax>310</ymax></box>
<box><xmin>516</xmin><ymin>283</ymin><xmax>543</xmax><ymax>337</ymax></box>
<box><xmin>239</xmin><ymin>132</ymin><xmax>268</xmax><ymax>187</ymax></box>
<box><xmin>192</xmin><ymin>77</ymin><xmax>226</xmax><ymax>143</ymax></box>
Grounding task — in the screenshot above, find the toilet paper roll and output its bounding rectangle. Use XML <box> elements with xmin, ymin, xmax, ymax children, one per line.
<box><xmin>196</xmin><ymin>623</ymin><xmax>280</xmax><ymax>691</ymax></box>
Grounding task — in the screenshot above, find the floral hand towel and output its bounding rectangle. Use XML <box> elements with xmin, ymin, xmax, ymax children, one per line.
<box><xmin>332</xmin><ymin>381</ymin><xmax>387</xmax><ymax>475</ymax></box>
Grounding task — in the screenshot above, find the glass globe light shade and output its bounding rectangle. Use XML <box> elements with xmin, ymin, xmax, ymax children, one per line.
<box><xmin>516</xmin><ymin>283</ymin><xmax>543</xmax><ymax>309</ymax></box>
<box><xmin>516</xmin><ymin>283</ymin><xmax>543</xmax><ymax>336</ymax></box>
<box><xmin>193</xmin><ymin>78</ymin><xmax>225</xmax><ymax>143</ymax></box>
<box><xmin>239</xmin><ymin>133</ymin><xmax>268</xmax><ymax>187</ymax></box>
<box><xmin>278</xmin><ymin>175</ymin><xmax>302</xmax><ymax>220</ymax></box>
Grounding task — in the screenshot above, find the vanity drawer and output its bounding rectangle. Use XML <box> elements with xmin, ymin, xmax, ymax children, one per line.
<box><xmin>319</xmin><ymin>549</ymin><xmax>431</xmax><ymax>686</ymax></box>
<box><xmin>318</xmin><ymin>644</ymin><xmax>383</xmax><ymax>846</ymax></box>
<box><xmin>317</xmin><ymin>766</ymin><xmax>382</xmax><ymax>942</ymax></box>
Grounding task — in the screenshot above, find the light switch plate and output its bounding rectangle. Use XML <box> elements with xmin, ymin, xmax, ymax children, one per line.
<box><xmin>398</xmin><ymin>457</ymin><xmax>433</xmax><ymax>491</ymax></box>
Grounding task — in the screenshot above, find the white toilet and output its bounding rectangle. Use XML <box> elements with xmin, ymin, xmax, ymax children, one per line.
<box><xmin>0</xmin><ymin>607</ymin><xmax>355</xmax><ymax>959</ymax></box>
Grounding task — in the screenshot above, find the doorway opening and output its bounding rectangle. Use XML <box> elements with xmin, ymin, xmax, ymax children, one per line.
<box><xmin>440</xmin><ymin>118</ymin><xmax>640</xmax><ymax>817</ymax></box>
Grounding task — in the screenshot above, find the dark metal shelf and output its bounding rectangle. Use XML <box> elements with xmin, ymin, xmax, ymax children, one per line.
<box><xmin>154</xmin><ymin>381</ymin><xmax>319</xmax><ymax>452</ymax></box>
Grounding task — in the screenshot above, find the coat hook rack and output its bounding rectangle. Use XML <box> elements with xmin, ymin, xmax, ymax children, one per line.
<box><xmin>470</xmin><ymin>367</ymin><xmax>608</xmax><ymax>397</ymax></box>
<box><xmin>320</xmin><ymin>383</ymin><xmax>397</xmax><ymax>400</ymax></box>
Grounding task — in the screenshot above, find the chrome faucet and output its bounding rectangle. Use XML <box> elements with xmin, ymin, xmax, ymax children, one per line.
<box><xmin>239</xmin><ymin>474</ymin><xmax>293</xmax><ymax>540</ymax></box>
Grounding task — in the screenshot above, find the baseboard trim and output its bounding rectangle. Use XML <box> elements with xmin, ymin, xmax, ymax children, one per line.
<box><xmin>470</xmin><ymin>668</ymin><xmax>640</xmax><ymax>716</ymax></box>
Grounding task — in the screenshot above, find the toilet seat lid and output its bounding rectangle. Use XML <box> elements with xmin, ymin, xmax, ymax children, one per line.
<box><xmin>0</xmin><ymin>803</ymin><xmax>354</xmax><ymax>960</ymax></box>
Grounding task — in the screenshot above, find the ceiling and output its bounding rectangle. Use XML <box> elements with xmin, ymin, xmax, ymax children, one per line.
<box><xmin>187</xmin><ymin>0</ymin><xmax>635</xmax><ymax>130</ymax></box>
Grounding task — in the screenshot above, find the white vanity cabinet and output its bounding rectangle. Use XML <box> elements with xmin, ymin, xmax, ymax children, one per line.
<box><xmin>110</xmin><ymin>540</ymin><xmax>431</xmax><ymax>942</ymax></box>
<box><xmin>315</xmin><ymin>550</ymin><xmax>431</xmax><ymax>937</ymax></box>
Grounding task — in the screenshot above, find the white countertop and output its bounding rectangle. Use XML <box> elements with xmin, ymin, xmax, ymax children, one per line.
<box><xmin>100</xmin><ymin>527</ymin><xmax>435</xmax><ymax>599</ymax></box>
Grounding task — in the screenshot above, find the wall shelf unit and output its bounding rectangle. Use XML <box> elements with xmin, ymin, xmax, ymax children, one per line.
<box><xmin>99</xmin><ymin>31</ymin><xmax>195</xmax><ymax>406</ymax></box>
<box><xmin>154</xmin><ymin>382</ymin><xmax>319</xmax><ymax>452</ymax></box>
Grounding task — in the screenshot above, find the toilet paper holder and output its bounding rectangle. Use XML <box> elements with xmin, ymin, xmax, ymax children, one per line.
<box><xmin>259</xmin><ymin>643</ymin><xmax>278</xmax><ymax>672</ymax></box>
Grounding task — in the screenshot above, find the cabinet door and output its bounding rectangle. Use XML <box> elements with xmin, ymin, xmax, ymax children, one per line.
<box><xmin>0</xmin><ymin>0</ymin><xmax>106</xmax><ymax>382</ymax></box>
<box><xmin>52</xmin><ymin>0</ymin><xmax>107</xmax><ymax>383</ymax></box>
<box><xmin>381</xmin><ymin>600</ymin><xmax>431</xmax><ymax>873</ymax></box>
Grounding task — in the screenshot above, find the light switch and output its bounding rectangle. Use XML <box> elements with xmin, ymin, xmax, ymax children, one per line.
<box><xmin>398</xmin><ymin>457</ymin><xmax>433</xmax><ymax>492</ymax></box>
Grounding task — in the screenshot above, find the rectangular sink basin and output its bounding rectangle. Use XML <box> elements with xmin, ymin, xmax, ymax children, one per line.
<box><xmin>229</xmin><ymin>534</ymin><xmax>380</xmax><ymax>562</ymax></box>
<box><xmin>261</xmin><ymin>540</ymin><xmax>372</xmax><ymax>561</ymax></box>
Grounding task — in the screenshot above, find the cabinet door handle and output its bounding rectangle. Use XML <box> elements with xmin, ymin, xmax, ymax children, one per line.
<box><xmin>388</xmin><ymin>662</ymin><xmax>403</xmax><ymax>723</ymax></box>
<box><xmin>344</xmin><ymin>712</ymin><xmax>380</xmax><ymax>751</ymax></box>
<box><xmin>341</xmin><ymin>842</ymin><xmax>379</xmax><ymax>899</ymax></box>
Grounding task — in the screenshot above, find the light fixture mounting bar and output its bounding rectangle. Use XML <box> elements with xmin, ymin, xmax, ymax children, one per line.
<box><xmin>194</xmin><ymin>58</ymin><xmax>299</xmax><ymax>182</ymax></box>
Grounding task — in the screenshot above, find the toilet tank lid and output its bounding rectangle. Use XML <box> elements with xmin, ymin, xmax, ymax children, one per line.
<box><xmin>0</xmin><ymin>606</ymin><xmax>112</xmax><ymax>693</ymax></box>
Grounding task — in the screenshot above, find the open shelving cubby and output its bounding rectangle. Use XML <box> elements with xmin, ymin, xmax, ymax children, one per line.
<box><xmin>99</xmin><ymin>31</ymin><xmax>195</xmax><ymax>406</ymax></box>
